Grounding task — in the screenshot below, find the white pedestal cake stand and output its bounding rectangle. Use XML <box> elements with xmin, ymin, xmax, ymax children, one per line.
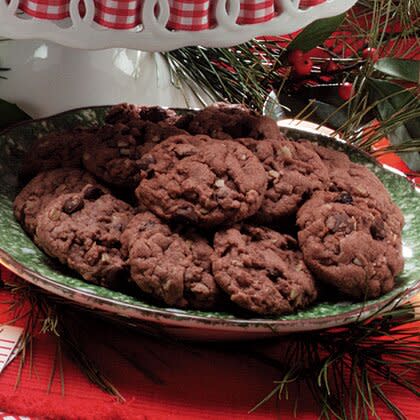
<box><xmin>0</xmin><ymin>0</ymin><xmax>357</xmax><ymax>51</ymax></box>
<box><xmin>0</xmin><ymin>0</ymin><xmax>357</xmax><ymax>117</ymax></box>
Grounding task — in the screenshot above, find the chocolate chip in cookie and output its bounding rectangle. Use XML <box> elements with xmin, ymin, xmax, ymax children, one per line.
<box><xmin>13</xmin><ymin>168</ymin><xmax>108</xmax><ymax>237</ymax></box>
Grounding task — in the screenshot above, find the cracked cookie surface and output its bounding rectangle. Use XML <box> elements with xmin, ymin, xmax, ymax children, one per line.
<box><xmin>83</xmin><ymin>120</ymin><xmax>187</xmax><ymax>188</ymax></box>
<box><xmin>240</xmin><ymin>138</ymin><xmax>329</xmax><ymax>221</ymax></box>
<box><xmin>213</xmin><ymin>224</ymin><xmax>317</xmax><ymax>315</ymax></box>
<box><xmin>121</xmin><ymin>211</ymin><xmax>220</xmax><ymax>309</ymax></box>
<box><xmin>35</xmin><ymin>185</ymin><xmax>133</xmax><ymax>288</ymax></box>
<box><xmin>136</xmin><ymin>135</ymin><xmax>267</xmax><ymax>227</ymax></box>
<box><xmin>297</xmin><ymin>190</ymin><xmax>404</xmax><ymax>300</ymax></box>
<box><xmin>13</xmin><ymin>168</ymin><xmax>106</xmax><ymax>237</ymax></box>
<box><xmin>301</xmin><ymin>141</ymin><xmax>403</xmax><ymax>220</ymax></box>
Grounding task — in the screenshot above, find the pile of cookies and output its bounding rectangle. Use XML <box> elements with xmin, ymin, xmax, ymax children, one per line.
<box><xmin>13</xmin><ymin>103</ymin><xmax>405</xmax><ymax>316</ymax></box>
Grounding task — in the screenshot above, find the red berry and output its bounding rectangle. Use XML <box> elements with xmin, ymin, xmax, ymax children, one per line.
<box><xmin>288</xmin><ymin>49</ymin><xmax>304</xmax><ymax>65</ymax></box>
<box><xmin>362</xmin><ymin>47</ymin><xmax>379</xmax><ymax>63</ymax></box>
<box><xmin>338</xmin><ymin>82</ymin><xmax>354</xmax><ymax>101</ymax></box>
<box><xmin>322</xmin><ymin>60</ymin><xmax>339</xmax><ymax>73</ymax></box>
<box><xmin>293</xmin><ymin>57</ymin><xmax>313</xmax><ymax>76</ymax></box>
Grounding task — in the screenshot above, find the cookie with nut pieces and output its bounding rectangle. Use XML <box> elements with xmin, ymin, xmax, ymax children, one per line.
<box><xmin>121</xmin><ymin>211</ymin><xmax>221</xmax><ymax>309</ymax></box>
<box><xmin>177</xmin><ymin>102</ymin><xmax>281</xmax><ymax>140</ymax></box>
<box><xmin>20</xmin><ymin>128</ymin><xmax>96</xmax><ymax>180</ymax></box>
<box><xmin>212</xmin><ymin>224</ymin><xmax>318</xmax><ymax>315</ymax></box>
<box><xmin>13</xmin><ymin>168</ymin><xmax>107</xmax><ymax>237</ymax></box>
<box><xmin>83</xmin><ymin>120</ymin><xmax>187</xmax><ymax>189</ymax></box>
<box><xmin>297</xmin><ymin>190</ymin><xmax>404</xmax><ymax>300</ymax></box>
<box><xmin>239</xmin><ymin>138</ymin><xmax>329</xmax><ymax>222</ymax></box>
<box><xmin>136</xmin><ymin>135</ymin><xmax>268</xmax><ymax>227</ymax></box>
<box><xmin>35</xmin><ymin>185</ymin><xmax>133</xmax><ymax>288</ymax></box>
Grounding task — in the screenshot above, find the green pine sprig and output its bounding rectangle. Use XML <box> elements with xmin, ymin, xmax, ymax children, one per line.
<box><xmin>245</xmin><ymin>296</ymin><xmax>420</xmax><ymax>419</ymax></box>
<box><xmin>165</xmin><ymin>0</ymin><xmax>420</xmax><ymax>167</ymax></box>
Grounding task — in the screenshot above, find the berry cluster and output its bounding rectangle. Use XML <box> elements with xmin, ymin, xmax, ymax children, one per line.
<box><xmin>287</xmin><ymin>47</ymin><xmax>378</xmax><ymax>101</ymax></box>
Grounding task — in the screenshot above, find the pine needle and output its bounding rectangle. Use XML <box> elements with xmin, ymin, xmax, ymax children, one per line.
<box><xmin>165</xmin><ymin>0</ymin><xmax>420</xmax><ymax>158</ymax></box>
<box><xmin>47</xmin><ymin>339</ymin><xmax>59</xmax><ymax>394</ymax></box>
<box><xmin>241</xmin><ymin>299</ymin><xmax>420</xmax><ymax>419</ymax></box>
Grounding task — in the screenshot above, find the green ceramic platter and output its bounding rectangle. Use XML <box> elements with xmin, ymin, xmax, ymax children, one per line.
<box><xmin>0</xmin><ymin>106</ymin><xmax>419</xmax><ymax>340</ymax></box>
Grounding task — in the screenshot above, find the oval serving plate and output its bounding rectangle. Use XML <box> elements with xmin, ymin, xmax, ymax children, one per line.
<box><xmin>0</xmin><ymin>106</ymin><xmax>419</xmax><ymax>341</ymax></box>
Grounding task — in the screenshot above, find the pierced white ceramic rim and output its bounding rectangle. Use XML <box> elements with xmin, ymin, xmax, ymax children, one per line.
<box><xmin>0</xmin><ymin>0</ymin><xmax>357</xmax><ymax>51</ymax></box>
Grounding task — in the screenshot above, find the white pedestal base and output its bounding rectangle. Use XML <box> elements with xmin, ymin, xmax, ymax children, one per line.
<box><xmin>0</xmin><ymin>40</ymin><xmax>207</xmax><ymax>118</ymax></box>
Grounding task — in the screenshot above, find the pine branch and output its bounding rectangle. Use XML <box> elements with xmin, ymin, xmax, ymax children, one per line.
<box><xmin>2</xmin><ymin>280</ymin><xmax>125</xmax><ymax>400</ymax></box>
<box><xmin>165</xmin><ymin>0</ymin><xmax>420</xmax><ymax>158</ymax></box>
<box><xmin>246</xmin><ymin>300</ymin><xmax>420</xmax><ymax>419</ymax></box>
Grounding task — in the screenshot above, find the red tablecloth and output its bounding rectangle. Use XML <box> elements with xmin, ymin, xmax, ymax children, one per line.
<box><xmin>0</xmin><ymin>286</ymin><xmax>419</xmax><ymax>420</ymax></box>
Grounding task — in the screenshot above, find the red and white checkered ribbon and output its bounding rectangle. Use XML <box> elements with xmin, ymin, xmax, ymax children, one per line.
<box><xmin>237</xmin><ymin>0</ymin><xmax>275</xmax><ymax>25</ymax></box>
<box><xmin>17</xmin><ymin>0</ymin><xmax>326</xmax><ymax>31</ymax></box>
<box><xmin>0</xmin><ymin>414</ymin><xmax>32</xmax><ymax>420</ymax></box>
<box><xmin>19</xmin><ymin>0</ymin><xmax>70</xmax><ymax>20</ymax></box>
<box><xmin>167</xmin><ymin>0</ymin><xmax>212</xmax><ymax>31</ymax></box>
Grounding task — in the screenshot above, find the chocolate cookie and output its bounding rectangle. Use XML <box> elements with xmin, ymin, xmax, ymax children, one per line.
<box><xmin>136</xmin><ymin>136</ymin><xmax>267</xmax><ymax>227</ymax></box>
<box><xmin>297</xmin><ymin>190</ymin><xmax>404</xmax><ymax>300</ymax></box>
<box><xmin>300</xmin><ymin>141</ymin><xmax>352</xmax><ymax>175</ymax></box>
<box><xmin>121</xmin><ymin>212</ymin><xmax>220</xmax><ymax>309</ymax></box>
<box><xmin>213</xmin><ymin>224</ymin><xmax>317</xmax><ymax>315</ymax></box>
<box><xmin>82</xmin><ymin>120</ymin><xmax>187</xmax><ymax>188</ymax></box>
<box><xmin>35</xmin><ymin>185</ymin><xmax>133</xmax><ymax>288</ymax></box>
<box><xmin>137</xmin><ymin>133</ymin><xmax>213</xmax><ymax>178</ymax></box>
<box><xmin>239</xmin><ymin>138</ymin><xmax>329</xmax><ymax>221</ymax></box>
<box><xmin>13</xmin><ymin>168</ymin><xmax>106</xmax><ymax>237</ymax></box>
<box><xmin>178</xmin><ymin>103</ymin><xmax>280</xmax><ymax>140</ymax></box>
<box><xmin>301</xmin><ymin>141</ymin><xmax>401</xmax><ymax>217</ymax></box>
<box><xmin>329</xmin><ymin>162</ymin><xmax>403</xmax><ymax>216</ymax></box>
<box><xmin>105</xmin><ymin>103</ymin><xmax>179</xmax><ymax>125</ymax></box>
<box><xmin>20</xmin><ymin>128</ymin><xmax>96</xmax><ymax>180</ymax></box>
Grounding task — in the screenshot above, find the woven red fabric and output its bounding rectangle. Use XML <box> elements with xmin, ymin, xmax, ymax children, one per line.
<box><xmin>16</xmin><ymin>0</ymin><xmax>326</xmax><ymax>31</ymax></box>
<box><xmin>0</xmin><ymin>282</ymin><xmax>418</xmax><ymax>420</ymax></box>
<box><xmin>19</xmin><ymin>0</ymin><xmax>70</xmax><ymax>20</ymax></box>
<box><xmin>300</xmin><ymin>0</ymin><xmax>325</xmax><ymax>7</ymax></box>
